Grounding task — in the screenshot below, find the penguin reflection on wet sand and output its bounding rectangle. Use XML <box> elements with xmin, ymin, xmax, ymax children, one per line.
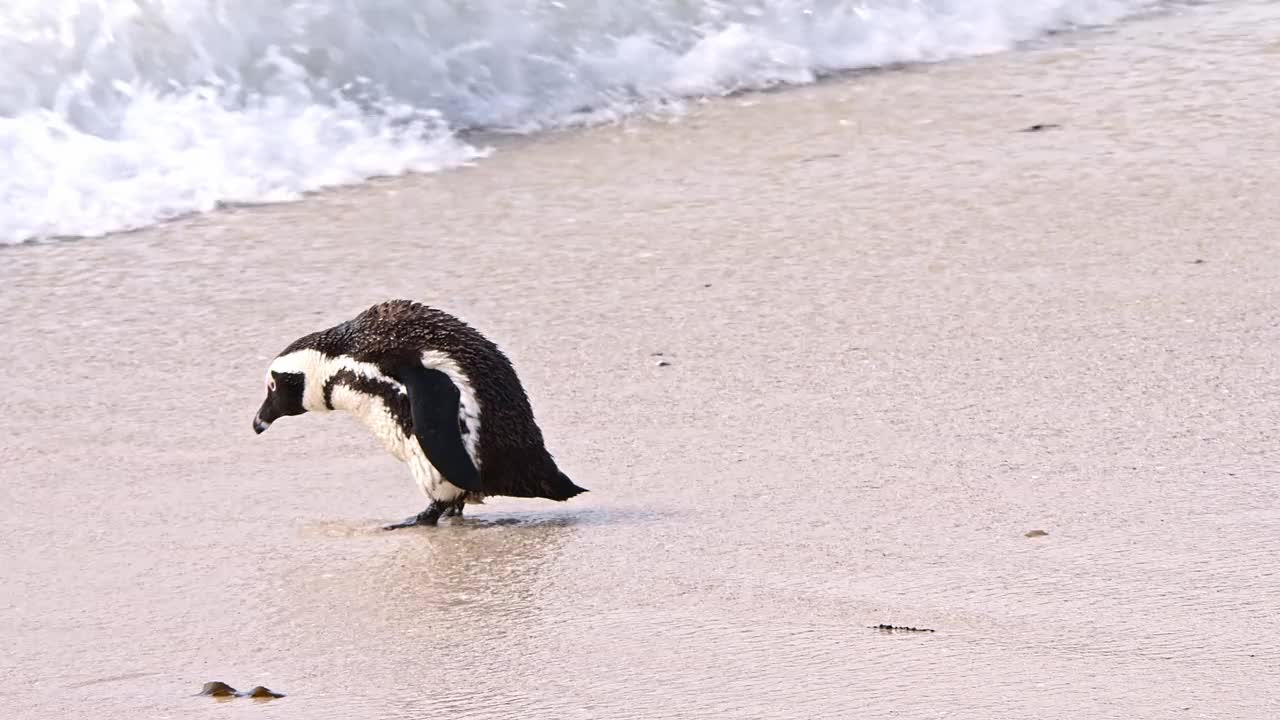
<box><xmin>253</xmin><ymin>300</ymin><xmax>586</xmax><ymax>528</ymax></box>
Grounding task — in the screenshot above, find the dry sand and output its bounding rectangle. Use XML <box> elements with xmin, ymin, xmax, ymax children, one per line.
<box><xmin>3</xmin><ymin>2</ymin><xmax>1280</xmax><ymax>718</ymax></box>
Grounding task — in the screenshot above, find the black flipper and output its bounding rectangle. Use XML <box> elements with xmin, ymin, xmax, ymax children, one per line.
<box><xmin>396</xmin><ymin>364</ymin><xmax>483</xmax><ymax>493</ymax></box>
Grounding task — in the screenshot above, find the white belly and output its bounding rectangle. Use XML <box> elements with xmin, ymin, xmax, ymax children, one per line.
<box><xmin>334</xmin><ymin>386</ymin><xmax>466</xmax><ymax>503</ymax></box>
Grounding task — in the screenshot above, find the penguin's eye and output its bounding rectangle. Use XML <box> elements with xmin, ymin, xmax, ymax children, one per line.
<box><xmin>267</xmin><ymin>377</ymin><xmax>276</xmax><ymax>393</ymax></box>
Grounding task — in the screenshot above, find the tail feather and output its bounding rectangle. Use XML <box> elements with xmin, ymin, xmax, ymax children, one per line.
<box><xmin>477</xmin><ymin>449</ymin><xmax>587</xmax><ymax>501</ymax></box>
<box><xmin>546</xmin><ymin>471</ymin><xmax>588</xmax><ymax>501</ymax></box>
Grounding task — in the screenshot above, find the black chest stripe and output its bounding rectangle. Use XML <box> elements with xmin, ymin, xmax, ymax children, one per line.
<box><xmin>324</xmin><ymin>370</ymin><xmax>413</xmax><ymax>431</ymax></box>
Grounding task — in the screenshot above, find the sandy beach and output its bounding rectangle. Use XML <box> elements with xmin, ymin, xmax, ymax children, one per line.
<box><xmin>3</xmin><ymin>2</ymin><xmax>1280</xmax><ymax>718</ymax></box>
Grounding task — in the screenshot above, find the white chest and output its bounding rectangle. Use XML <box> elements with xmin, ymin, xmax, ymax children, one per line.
<box><xmin>331</xmin><ymin>385</ymin><xmax>464</xmax><ymax>502</ymax></box>
<box><xmin>332</xmin><ymin>386</ymin><xmax>412</xmax><ymax>458</ymax></box>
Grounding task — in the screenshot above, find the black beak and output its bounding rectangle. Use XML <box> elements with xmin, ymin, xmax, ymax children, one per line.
<box><xmin>254</xmin><ymin>398</ymin><xmax>278</xmax><ymax>435</ymax></box>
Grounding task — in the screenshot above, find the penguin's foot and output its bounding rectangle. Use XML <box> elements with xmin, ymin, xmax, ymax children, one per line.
<box><xmin>442</xmin><ymin>500</ymin><xmax>465</xmax><ymax>519</ymax></box>
<box><xmin>383</xmin><ymin>516</ymin><xmax>428</xmax><ymax>530</ymax></box>
<box><xmin>383</xmin><ymin>503</ymin><xmax>446</xmax><ymax>530</ymax></box>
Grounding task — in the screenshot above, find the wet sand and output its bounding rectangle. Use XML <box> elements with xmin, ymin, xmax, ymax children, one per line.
<box><xmin>4</xmin><ymin>2</ymin><xmax>1280</xmax><ymax>718</ymax></box>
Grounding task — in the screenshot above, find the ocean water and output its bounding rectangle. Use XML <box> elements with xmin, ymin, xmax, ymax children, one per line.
<box><xmin>0</xmin><ymin>0</ymin><xmax>1172</xmax><ymax>245</ymax></box>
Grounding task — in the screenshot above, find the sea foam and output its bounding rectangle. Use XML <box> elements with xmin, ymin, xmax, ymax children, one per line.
<box><xmin>0</xmin><ymin>0</ymin><xmax>1168</xmax><ymax>244</ymax></box>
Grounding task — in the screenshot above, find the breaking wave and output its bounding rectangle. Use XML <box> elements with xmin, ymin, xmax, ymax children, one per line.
<box><xmin>0</xmin><ymin>0</ymin><xmax>1171</xmax><ymax>244</ymax></box>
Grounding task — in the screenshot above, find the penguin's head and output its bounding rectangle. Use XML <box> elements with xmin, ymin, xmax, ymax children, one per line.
<box><xmin>253</xmin><ymin>347</ymin><xmax>327</xmax><ymax>434</ymax></box>
<box><xmin>253</xmin><ymin>369</ymin><xmax>307</xmax><ymax>434</ymax></box>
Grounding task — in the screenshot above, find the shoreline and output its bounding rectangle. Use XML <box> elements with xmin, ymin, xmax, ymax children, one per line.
<box><xmin>1</xmin><ymin>0</ymin><xmax>1196</xmax><ymax>251</ymax></box>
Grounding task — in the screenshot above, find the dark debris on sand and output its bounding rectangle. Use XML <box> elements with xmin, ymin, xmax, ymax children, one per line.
<box><xmin>871</xmin><ymin>624</ymin><xmax>936</xmax><ymax>633</ymax></box>
<box><xmin>199</xmin><ymin>681</ymin><xmax>285</xmax><ymax>700</ymax></box>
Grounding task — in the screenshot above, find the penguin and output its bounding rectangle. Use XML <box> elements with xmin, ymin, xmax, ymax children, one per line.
<box><xmin>252</xmin><ymin>299</ymin><xmax>586</xmax><ymax>528</ymax></box>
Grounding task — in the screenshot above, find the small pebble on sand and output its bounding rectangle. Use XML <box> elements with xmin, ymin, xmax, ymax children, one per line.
<box><xmin>247</xmin><ymin>686</ymin><xmax>286</xmax><ymax>699</ymax></box>
<box><xmin>199</xmin><ymin>681</ymin><xmax>285</xmax><ymax>700</ymax></box>
<box><xmin>199</xmin><ymin>682</ymin><xmax>238</xmax><ymax>697</ymax></box>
